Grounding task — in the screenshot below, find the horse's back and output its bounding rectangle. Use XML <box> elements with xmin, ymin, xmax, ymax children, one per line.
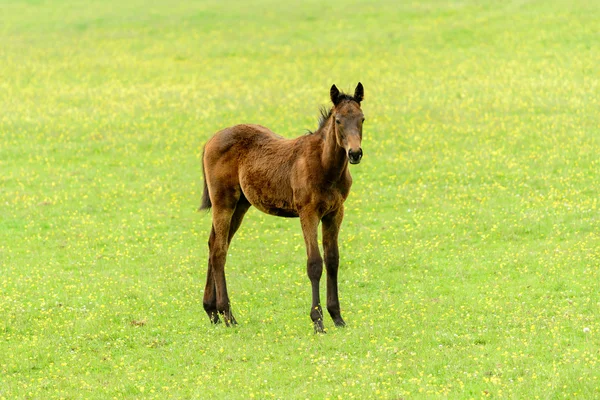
<box><xmin>205</xmin><ymin>124</ymin><xmax>283</xmax><ymax>157</ymax></box>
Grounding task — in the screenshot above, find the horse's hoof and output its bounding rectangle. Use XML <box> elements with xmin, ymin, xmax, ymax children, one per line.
<box><xmin>223</xmin><ymin>315</ymin><xmax>237</xmax><ymax>327</ymax></box>
<box><xmin>208</xmin><ymin>313</ymin><xmax>221</xmax><ymax>325</ymax></box>
<box><xmin>314</xmin><ymin>320</ymin><xmax>325</xmax><ymax>333</ymax></box>
<box><xmin>334</xmin><ymin>319</ymin><xmax>346</xmax><ymax>327</ymax></box>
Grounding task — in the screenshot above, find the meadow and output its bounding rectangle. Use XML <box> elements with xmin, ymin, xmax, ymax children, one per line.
<box><xmin>1</xmin><ymin>0</ymin><xmax>599</xmax><ymax>398</ymax></box>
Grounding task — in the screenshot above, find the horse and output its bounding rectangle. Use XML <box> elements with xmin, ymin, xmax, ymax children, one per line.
<box><xmin>199</xmin><ymin>83</ymin><xmax>365</xmax><ymax>332</ymax></box>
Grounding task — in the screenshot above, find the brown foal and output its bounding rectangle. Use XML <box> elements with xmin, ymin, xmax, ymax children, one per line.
<box><xmin>200</xmin><ymin>83</ymin><xmax>365</xmax><ymax>332</ymax></box>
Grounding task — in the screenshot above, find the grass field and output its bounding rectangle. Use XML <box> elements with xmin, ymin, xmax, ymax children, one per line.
<box><xmin>1</xmin><ymin>0</ymin><xmax>600</xmax><ymax>398</ymax></box>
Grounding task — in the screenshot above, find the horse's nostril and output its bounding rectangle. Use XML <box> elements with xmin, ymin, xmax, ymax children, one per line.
<box><xmin>350</xmin><ymin>149</ymin><xmax>362</xmax><ymax>158</ymax></box>
<box><xmin>348</xmin><ymin>149</ymin><xmax>363</xmax><ymax>164</ymax></box>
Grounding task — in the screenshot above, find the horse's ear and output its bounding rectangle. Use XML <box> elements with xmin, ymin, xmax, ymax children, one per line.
<box><xmin>330</xmin><ymin>84</ymin><xmax>340</xmax><ymax>105</ymax></box>
<box><xmin>354</xmin><ymin>82</ymin><xmax>364</xmax><ymax>104</ymax></box>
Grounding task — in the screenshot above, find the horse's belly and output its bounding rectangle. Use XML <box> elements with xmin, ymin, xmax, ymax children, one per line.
<box><xmin>248</xmin><ymin>196</ymin><xmax>299</xmax><ymax>218</ymax></box>
<box><xmin>240</xmin><ymin>178</ymin><xmax>298</xmax><ymax>218</ymax></box>
<box><xmin>261</xmin><ymin>206</ymin><xmax>299</xmax><ymax>218</ymax></box>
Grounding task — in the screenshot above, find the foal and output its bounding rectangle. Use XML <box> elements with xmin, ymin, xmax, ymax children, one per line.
<box><xmin>200</xmin><ymin>83</ymin><xmax>365</xmax><ymax>332</ymax></box>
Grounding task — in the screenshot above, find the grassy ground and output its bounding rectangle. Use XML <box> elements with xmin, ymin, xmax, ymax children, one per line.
<box><xmin>1</xmin><ymin>0</ymin><xmax>599</xmax><ymax>398</ymax></box>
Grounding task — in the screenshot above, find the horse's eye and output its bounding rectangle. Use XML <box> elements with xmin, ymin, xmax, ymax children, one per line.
<box><xmin>362</xmin><ymin>118</ymin><xmax>365</xmax><ymax>123</ymax></box>
<box><xmin>335</xmin><ymin>119</ymin><xmax>341</xmax><ymax>124</ymax></box>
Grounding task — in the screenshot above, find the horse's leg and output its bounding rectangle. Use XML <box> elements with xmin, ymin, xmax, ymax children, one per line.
<box><xmin>203</xmin><ymin>226</ymin><xmax>219</xmax><ymax>324</ymax></box>
<box><xmin>322</xmin><ymin>207</ymin><xmax>346</xmax><ymax>327</ymax></box>
<box><xmin>227</xmin><ymin>196</ymin><xmax>251</xmax><ymax>245</ymax></box>
<box><xmin>208</xmin><ymin>185</ymin><xmax>243</xmax><ymax>326</ymax></box>
<box><xmin>204</xmin><ymin>195</ymin><xmax>248</xmax><ymax>326</ymax></box>
<box><xmin>299</xmin><ymin>211</ymin><xmax>325</xmax><ymax>333</ymax></box>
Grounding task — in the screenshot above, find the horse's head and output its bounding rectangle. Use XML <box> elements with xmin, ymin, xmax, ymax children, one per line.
<box><xmin>330</xmin><ymin>82</ymin><xmax>365</xmax><ymax>164</ymax></box>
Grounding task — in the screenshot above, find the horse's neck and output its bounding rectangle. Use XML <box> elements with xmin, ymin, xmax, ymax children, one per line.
<box><xmin>320</xmin><ymin>118</ymin><xmax>348</xmax><ymax>182</ymax></box>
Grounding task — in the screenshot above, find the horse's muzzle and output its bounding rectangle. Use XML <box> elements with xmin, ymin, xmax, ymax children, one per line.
<box><xmin>348</xmin><ymin>148</ymin><xmax>363</xmax><ymax>164</ymax></box>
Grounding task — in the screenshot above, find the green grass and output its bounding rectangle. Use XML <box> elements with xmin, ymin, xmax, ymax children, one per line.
<box><xmin>1</xmin><ymin>0</ymin><xmax>599</xmax><ymax>398</ymax></box>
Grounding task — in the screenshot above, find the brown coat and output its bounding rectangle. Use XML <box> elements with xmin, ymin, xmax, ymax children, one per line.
<box><xmin>200</xmin><ymin>83</ymin><xmax>365</xmax><ymax>332</ymax></box>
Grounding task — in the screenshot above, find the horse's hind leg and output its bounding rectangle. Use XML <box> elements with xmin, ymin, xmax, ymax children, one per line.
<box><xmin>203</xmin><ymin>227</ymin><xmax>220</xmax><ymax>324</ymax></box>
<box><xmin>212</xmin><ymin>199</ymin><xmax>250</xmax><ymax>325</ymax></box>
<box><xmin>208</xmin><ymin>192</ymin><xmax>248</xmax><ymax>326</ymax></box>
<box><xmin>228</xmin><ymin>196</ymin><xmax>250</xmax><ymax>245</ymax></box>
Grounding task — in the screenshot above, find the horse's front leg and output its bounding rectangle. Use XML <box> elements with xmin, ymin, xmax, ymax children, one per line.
<box><xmin>322</xmin><ymin>207</ymin><xmax>346</xmax><ymax>327</ymax></box>
<box><xmin>299</xmin><ymin>211</ymin><xmax>325</xmax><ymax>333</ymax></box>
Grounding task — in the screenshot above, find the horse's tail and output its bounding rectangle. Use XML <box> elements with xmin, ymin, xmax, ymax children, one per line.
<box><xmin>199</xmin><ymin>147</ymin><xmax>212</xmax><ymax>211</ymax></box>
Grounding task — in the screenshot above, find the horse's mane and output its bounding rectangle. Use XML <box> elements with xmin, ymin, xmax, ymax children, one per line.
<box><xmin>305</xmin><ymin>107</ymin><xmax>330</xmax><ymax>136</ymax></box>
<box><xmin>316</xmin><ymin>106</ymin><xmax>332</xmax><ymax>131</ymax></box>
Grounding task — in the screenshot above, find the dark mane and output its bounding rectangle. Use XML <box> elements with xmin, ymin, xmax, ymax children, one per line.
<box><xmin>335</xmin><ymin>93</ymin><xmax>358</xmax><ymax>104</ymax></box>
<box><xmin>317</xmin><ymin>106</ymin><xmax>332</xmax><ymax>130</ymax></box>
<box><xmin>306</xmin><ymin>107</ymin><xmax>331</xmax><ymax>135</ymax></box>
